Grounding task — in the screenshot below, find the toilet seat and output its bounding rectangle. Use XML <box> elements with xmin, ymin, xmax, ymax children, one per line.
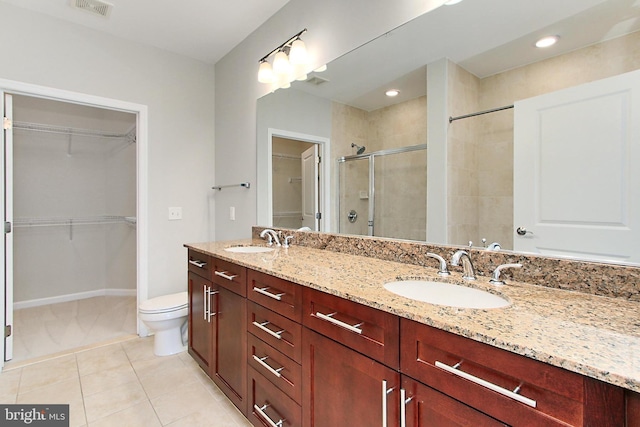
<box><xmin>139</xmin><ymin>291</ymin><xmax>188</xmax><ymax>314</ymax></box>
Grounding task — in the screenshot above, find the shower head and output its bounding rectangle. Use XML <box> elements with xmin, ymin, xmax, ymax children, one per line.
<box><xmin>351</xmin><ymin>143</ymin><xmax>366</xmax><ymax>155</ymax></box>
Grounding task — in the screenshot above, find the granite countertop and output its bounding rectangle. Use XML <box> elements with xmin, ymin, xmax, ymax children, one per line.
<box><xmin>186</xmin><ymin>239</ymin><xmax>640</xmax><ymax>393</ymax></box>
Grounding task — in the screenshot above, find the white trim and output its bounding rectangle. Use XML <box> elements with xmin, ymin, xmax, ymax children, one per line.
<box><xmin>267</xmin><ymin>128</ymin><xmax>331</xmax><ymax>232</ymax></box>
<box><xmin>13</xmin><ymin>288</ymin><xmax>137</xmax><ymax>310</ymax></box>
<box><xmin>0</xmin><ymin>78</ymin><xmax>150</xmax><ymax>364</ymax></box>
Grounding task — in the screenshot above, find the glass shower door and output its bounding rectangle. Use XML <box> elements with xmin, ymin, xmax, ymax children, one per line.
<box><xmin>373</xmin><ymin>149</ymin><xmax>427</xmax><ymax>241</ymax></box>
<box><xmin>338</xmin><ymin>157</ymin><xmax>371</xmax><ymax>236</ymax></box>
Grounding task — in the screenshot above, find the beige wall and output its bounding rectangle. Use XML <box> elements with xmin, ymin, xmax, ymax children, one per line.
<box><xmin>272</xmin><ymin>138</ymin><xmax>313</xmax><ymax>229</ymax></box>
<box><xmin>448</xmin><ymin>30</ymin><xmax>640</xmax><ymax>249</ymax></box>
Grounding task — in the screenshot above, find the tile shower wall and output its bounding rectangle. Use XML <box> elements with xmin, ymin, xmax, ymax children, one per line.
<box><xmin>447</xmin><ymin>30</ymin><xmax>640</xmax><ymax>249</ymax></box>
<box><xmin>332</xmin><ymin>97</ymin><xmax>427</xmax><ymax>240</ymax></box>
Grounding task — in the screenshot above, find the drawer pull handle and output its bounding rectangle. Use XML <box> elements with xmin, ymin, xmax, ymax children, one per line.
<box><xmin>435</xmin><ymin>360</ymin><xmax>537</xmax><ymax>408</ymax></box>
<box><xmin>400</xmin><ymin>388</ymin><xmax>413</xmax><ymax>427</ymax></box>
<box><xmin>207</xmin><ymin>289</ymin><xmax>218</xmax><ymax>322</ymax></box>
<box><xmin>252</xmin><ymin>321</ymin><xmax>284</xmax><ymax>340</ymax></box>
<box><xmin>189</xmin><ymin>259</ymin><xmax>206</xmax><ymax>268</ymax></box>
<box><xmin>214</xmin><ymin>270</ymin><xmax>238</xmax><ymax>281</ymax></box>
<box><xmin>253</xmin><ymin>286</ymin><xmax>285</xmax><ymax>301</ymax></box>
<box><xmin>252</xmin><ymin>354</ymin><xmax>284</xmax><ymax>378</ymax></box>
<box><xmin>381</xmin><ymin>380</ymin><xmax>395</xmax><ymax>427</ymax></box>
<box><xmin>315</xmin><ymin>311</ymin><xmax>363</xmax><ymax>334</ymax></box>
<box><xmin>254</xmin><ymin>404</ymin><xmax>285</xmax><ymax>427</ymax></box>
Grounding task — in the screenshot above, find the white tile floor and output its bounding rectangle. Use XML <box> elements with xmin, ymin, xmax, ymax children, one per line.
<box><xmin>1</xmin><ymin>337</ymin><xmax>252</xmax><ymax>427</ymax></box>
<box><xmin>11</xmin><ymin>296</ymin><xmax>138</xmax><ymax>363</ymax></box>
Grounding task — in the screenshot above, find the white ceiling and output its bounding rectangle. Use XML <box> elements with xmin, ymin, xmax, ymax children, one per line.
<box><xmin>291</xmin><ymin>0</ymin><xmax>640</xmax><ymax>111</ymax></box>
<box><xmin>0</xmin><ymin>0</ymin><xmax>290</xmax><ymax>64</ymax></box>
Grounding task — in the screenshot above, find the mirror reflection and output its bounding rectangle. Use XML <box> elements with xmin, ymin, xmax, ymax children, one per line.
<box><xmin>256</xmin><ymin>0</ymin><xmax>640</xmax><ymax>264</ymax></box>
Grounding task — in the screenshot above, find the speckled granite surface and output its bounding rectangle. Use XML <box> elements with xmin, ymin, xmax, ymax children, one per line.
<box><xmin>185</xmin><ymin>236</ymin><xmax>640</xmax><ymax>393</ymax></box>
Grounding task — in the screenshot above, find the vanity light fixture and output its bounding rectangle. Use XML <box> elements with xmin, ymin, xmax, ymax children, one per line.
<box><xmin>535</xmin><ymin>35</ymin><xmax>559</xmax><ymax>48</ymax></box>
<box><xmin>258</xmin><ymin>29</ymin><xmax>311</xmax><ymax>88</ymax></box>
<box><xmin>385</xmin><ymin>89</ymin><xmax>400</xmax><ymax>97</ymax></box>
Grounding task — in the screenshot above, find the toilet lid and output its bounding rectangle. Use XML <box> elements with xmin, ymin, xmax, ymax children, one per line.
<box><xmin>139</xmin><ymin>291</ymin><xmax>188</xmax><ymax>313</ymax></box>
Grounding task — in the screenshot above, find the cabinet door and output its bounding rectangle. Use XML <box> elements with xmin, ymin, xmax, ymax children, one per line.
<box><xmin>212</xmin><ymin>286</ymin><xmax>248</xmax><ymax>415</ymax></box>
<box><xmin>401</xmin><ymin>376</ymin><xmax>506</xmax><ymax>427</ymax></box>
<box><xmin>188</xmin><ymin>271</ymin><xmax>212</xmax><ymax>371</ymax></box>
<box><xmin>302</xmin><ymin>329</ymin><xmax>400</xmax><ymax>427</ymax></box>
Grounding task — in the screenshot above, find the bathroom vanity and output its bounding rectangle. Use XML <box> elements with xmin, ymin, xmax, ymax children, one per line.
<box><xmin>185</xmin><ymin>231</ymin><xmax>640</xmax><ymax>426</ymax></box>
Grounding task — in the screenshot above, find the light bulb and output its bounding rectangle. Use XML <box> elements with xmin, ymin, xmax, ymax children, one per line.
<box><xmin>273</xmin><ymin>50</ymin><xmax>292</xmax><ymax>76</ymax></box>
<box><xmin>289</xmin><ymin>39</ymin><xmax>308</xmax><ymax>65</ymax></box>
<box><xmin>258</xmin><ymin>61</ymin><xmax>274</xmax><ymax>83</ymax></box>
<box><xmin>535</xmin><ymin>35</ymin><xmax>559</xmax><ymax>48</ymax></box>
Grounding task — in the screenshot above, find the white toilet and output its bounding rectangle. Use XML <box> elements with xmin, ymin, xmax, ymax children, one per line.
<box><xmin>139</xmin><ymin>291</ymin><xmax>189</xmax><ymax>356</ymax></box>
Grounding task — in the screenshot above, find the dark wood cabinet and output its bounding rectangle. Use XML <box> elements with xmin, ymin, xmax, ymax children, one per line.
<box><xmin>401</xmin><ymin>318</ymin><xmax>625</xmax><ymax>426</ymax></box>
<box><xmin>627</xmin><ymin>390</ymin><xmax>640</xmax><ymax>427</ymax></box>
<box><xmin>401</xmin><ymin>375</ymin><xmax>506</xmax><ymax>426</ymax></box>
<box><xmin>187</xmin><ymin>271</ymin><xmax>212</xmax><ymax>371</ymax></box>
<box><xmin>302</xmin><ymin>328</ymin><xmax>400</xmax><ymax>427</ymax></box>
<box><xmin>211</xmin><ymin>285</ymin><xmax>247</xmax><ymax>414</ymax></box>
<box><xmin>187</xmin><ymin>252</ymin><xmax>248</xmax><ymax>416</ymax></box>
<box><xmin>186</xmin><ymin>249</ymin><xmax>631</xmax><ymax>427</ymax></box>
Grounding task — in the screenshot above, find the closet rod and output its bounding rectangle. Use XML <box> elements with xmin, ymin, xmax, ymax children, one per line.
<box><xmin>13</xmin><ymin>121</ymin><xmax>136</xmax><ymax>141</ymax></box>
<box><xmin>449</xmin><ymin>104</ymin><xmax>514</xmax><ymax>123</ymax></box>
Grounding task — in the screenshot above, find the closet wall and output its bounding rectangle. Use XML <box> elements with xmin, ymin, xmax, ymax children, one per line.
<box><xmin>12</xmin><ymin>95</ymin><xmax>136</xmax><ymax>305</ymax></box>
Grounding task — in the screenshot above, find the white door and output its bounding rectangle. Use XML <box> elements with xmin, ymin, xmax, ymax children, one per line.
<box><xmin>514</xmin><ymin>69</ymin><xmax>640</xmax><ymax>263</ymax></box>
<box><xmin>2</xmin><ymin>93</ymin><xmax>14</xmax><ymax>362</ymax></box>
<box><xmin>301</xmin><ymin>145</ymin><xmax>319</xmax><ymax>230</ymax></box>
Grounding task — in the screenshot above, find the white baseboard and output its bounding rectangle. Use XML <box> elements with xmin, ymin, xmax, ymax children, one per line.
<box><xmin>14</xmin><ymin>288</ymin><xmax>137</xmax><ymax>310</ymax></box>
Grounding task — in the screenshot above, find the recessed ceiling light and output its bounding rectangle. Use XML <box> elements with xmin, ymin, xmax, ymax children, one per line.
<box><xmin>535</xmin><ymin>35</ymin><xmax>559</xmax><ymax>48</ymax></box>
<box><xmin>385</xmin><ymin>89</ymin><xmax>400</xmax><ymax>97</ymax></box>
<box><xmin>444</xmin><ymin>0</ymin><xmax>464</xmax><ymax>5</ymax></box>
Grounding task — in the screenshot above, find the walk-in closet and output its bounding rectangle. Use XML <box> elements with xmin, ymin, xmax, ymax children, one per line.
<box><xmin>8</xmin><ymin>94</ymin><xmax>137</xmax><ymax>363</ymax></box>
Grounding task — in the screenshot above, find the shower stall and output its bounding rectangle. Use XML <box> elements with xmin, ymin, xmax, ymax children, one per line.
<box><xmin>338</xmin><ymin>144</ymin><xmax>427</xmax><ymax>241</ymax></box>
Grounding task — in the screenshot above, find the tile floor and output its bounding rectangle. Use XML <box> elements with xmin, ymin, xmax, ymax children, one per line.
<box><xmin>0</xmin><ymin>336</ymin><xmax>252</xmax><ymax>427</ymax></box>
<box><xmin>11</xmin><ymin>296</ymin><xmax>137</xmax><ymax>363</ymax></box>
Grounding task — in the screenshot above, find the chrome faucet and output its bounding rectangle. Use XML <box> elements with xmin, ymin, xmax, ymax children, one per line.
<box><xmin>451</xmin><ymin>250</ymin><xmax>476</xmax><ymax>281</ymax></box>
<box><xmin>426</xmin><ymin>253</ymin><xmax>450</xmax><ymax>276</ymax></box>
<box><xmin>259</xmin><ymin>229</ymin><xmax>281</xmax><ymax>246</ymax></box>
<box><xmin>490</xmin><ymin>263</ymin><xmax>522</xmax><ymax>285</ymax></box>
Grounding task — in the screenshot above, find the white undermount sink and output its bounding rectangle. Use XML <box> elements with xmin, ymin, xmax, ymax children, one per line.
<box><xmin>224</xmin><ymin>246</ymin><xmax>274</xmax><ymax>253</ymax></box>
<box><xmin>384</xmin><ymin>280</ymin><xmax>510</xmax><ymax>309</ymax></box>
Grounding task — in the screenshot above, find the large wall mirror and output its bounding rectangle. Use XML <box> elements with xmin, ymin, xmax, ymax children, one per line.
<box><xmin>256</xmin><ymin>0</ymin><xmax>640</xmax><ymax>265</ymax></box>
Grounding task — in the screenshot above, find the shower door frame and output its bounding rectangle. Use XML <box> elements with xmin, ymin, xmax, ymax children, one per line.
<box><xmin>338</xmin><ymin>143</ymin><xmax>427</xmax><ymax>237</ymax></box>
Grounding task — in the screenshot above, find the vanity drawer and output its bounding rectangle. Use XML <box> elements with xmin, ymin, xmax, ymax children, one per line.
<box><xmin>248</xmin><ymin>301</ymin><xmax>302</xmax><ymax>363</ymax></box>
<box><xmin>248</xmin><ymin>366</ymin><xmax>301</xmax><ymax>427</ymax></box>
<box><xmin>211</xmin><ymin>257</ymin><xmax>247</xmax><ymax>297</ymax></box>
<box><xmin>248</xmin><ymin>270</ymin><xmax>302</xmax><ymax>322</ymax></box>
<box><xmin>248</xmin><ymin>333</ymin><xmax>302</xmax><ymax>404</ymax></box>
<box><xmin>187</xmin><ymin>249</ymin><xmax>210</xmax><ymax>279</ymax></box>
<box><xmin>401</xmin><ymin>319</ymin><xmax>623</xmax><ymax>426</ymax></box>
<box><xmin>302</xmin><ymin>287</ymin><xmax>399</xmax><ymax>369</ymax></box>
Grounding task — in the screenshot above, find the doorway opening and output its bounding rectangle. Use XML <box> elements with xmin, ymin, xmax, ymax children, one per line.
<box><xmin>1</xmin><ymin>80</ymin><xmax>148</xmax><ymax>369</ymax></box>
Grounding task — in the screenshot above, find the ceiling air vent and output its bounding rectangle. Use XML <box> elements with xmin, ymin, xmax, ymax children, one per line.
<box><xmin>71</xmin><ymin>0</ymin><xmax>113</xmax><ymax>18</ymax></box>
<box><xmin>305</xmin><ymin>75</ymin><xmax>330</xmax><ymax>86</ymax></box>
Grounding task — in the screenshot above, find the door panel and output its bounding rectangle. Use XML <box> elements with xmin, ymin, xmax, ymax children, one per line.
<box><xmin>514</xmin><ymin>69</ymin><xmax>640</xmax><ymax>263</ymax></box>
<box><xmin>301</xmin><ymin>145</ymin><xmax>319</xmax><ymax>230</ymax></box>
<box><xmin>2</xmin><ymin>93</ymin><xmax>13</xmax><ymax>362</ymax></box>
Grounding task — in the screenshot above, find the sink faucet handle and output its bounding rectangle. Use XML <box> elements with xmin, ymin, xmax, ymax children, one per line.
<box><xmin>259</xmin><ymin>229</ymin><xmax>281</xmax><ymax>246</ymax></box>
<box><xmin>426</xmin><ymin>253</ymin><xmax>450</xmax><ymax>276</ymax></box>
<box><xmin>490</xmin><ymin>263</ymin><xmax>523</xmax><ymax>285</ymax></box>
<box><xmin>282</xmin><ymin>235</ymin><xmax>294</xmax><ymax>248</ymax></box>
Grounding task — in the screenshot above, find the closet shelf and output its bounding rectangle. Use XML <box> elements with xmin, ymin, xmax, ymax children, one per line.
<box><xmin>13</xmin><ymin>121</ymin><xmax>136</xmax><ymax>143</ymax></box>
<box><xmin>14</xmin><ymin>215</ymin><xmax>137</xmax><ymax>228</ymax></box>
